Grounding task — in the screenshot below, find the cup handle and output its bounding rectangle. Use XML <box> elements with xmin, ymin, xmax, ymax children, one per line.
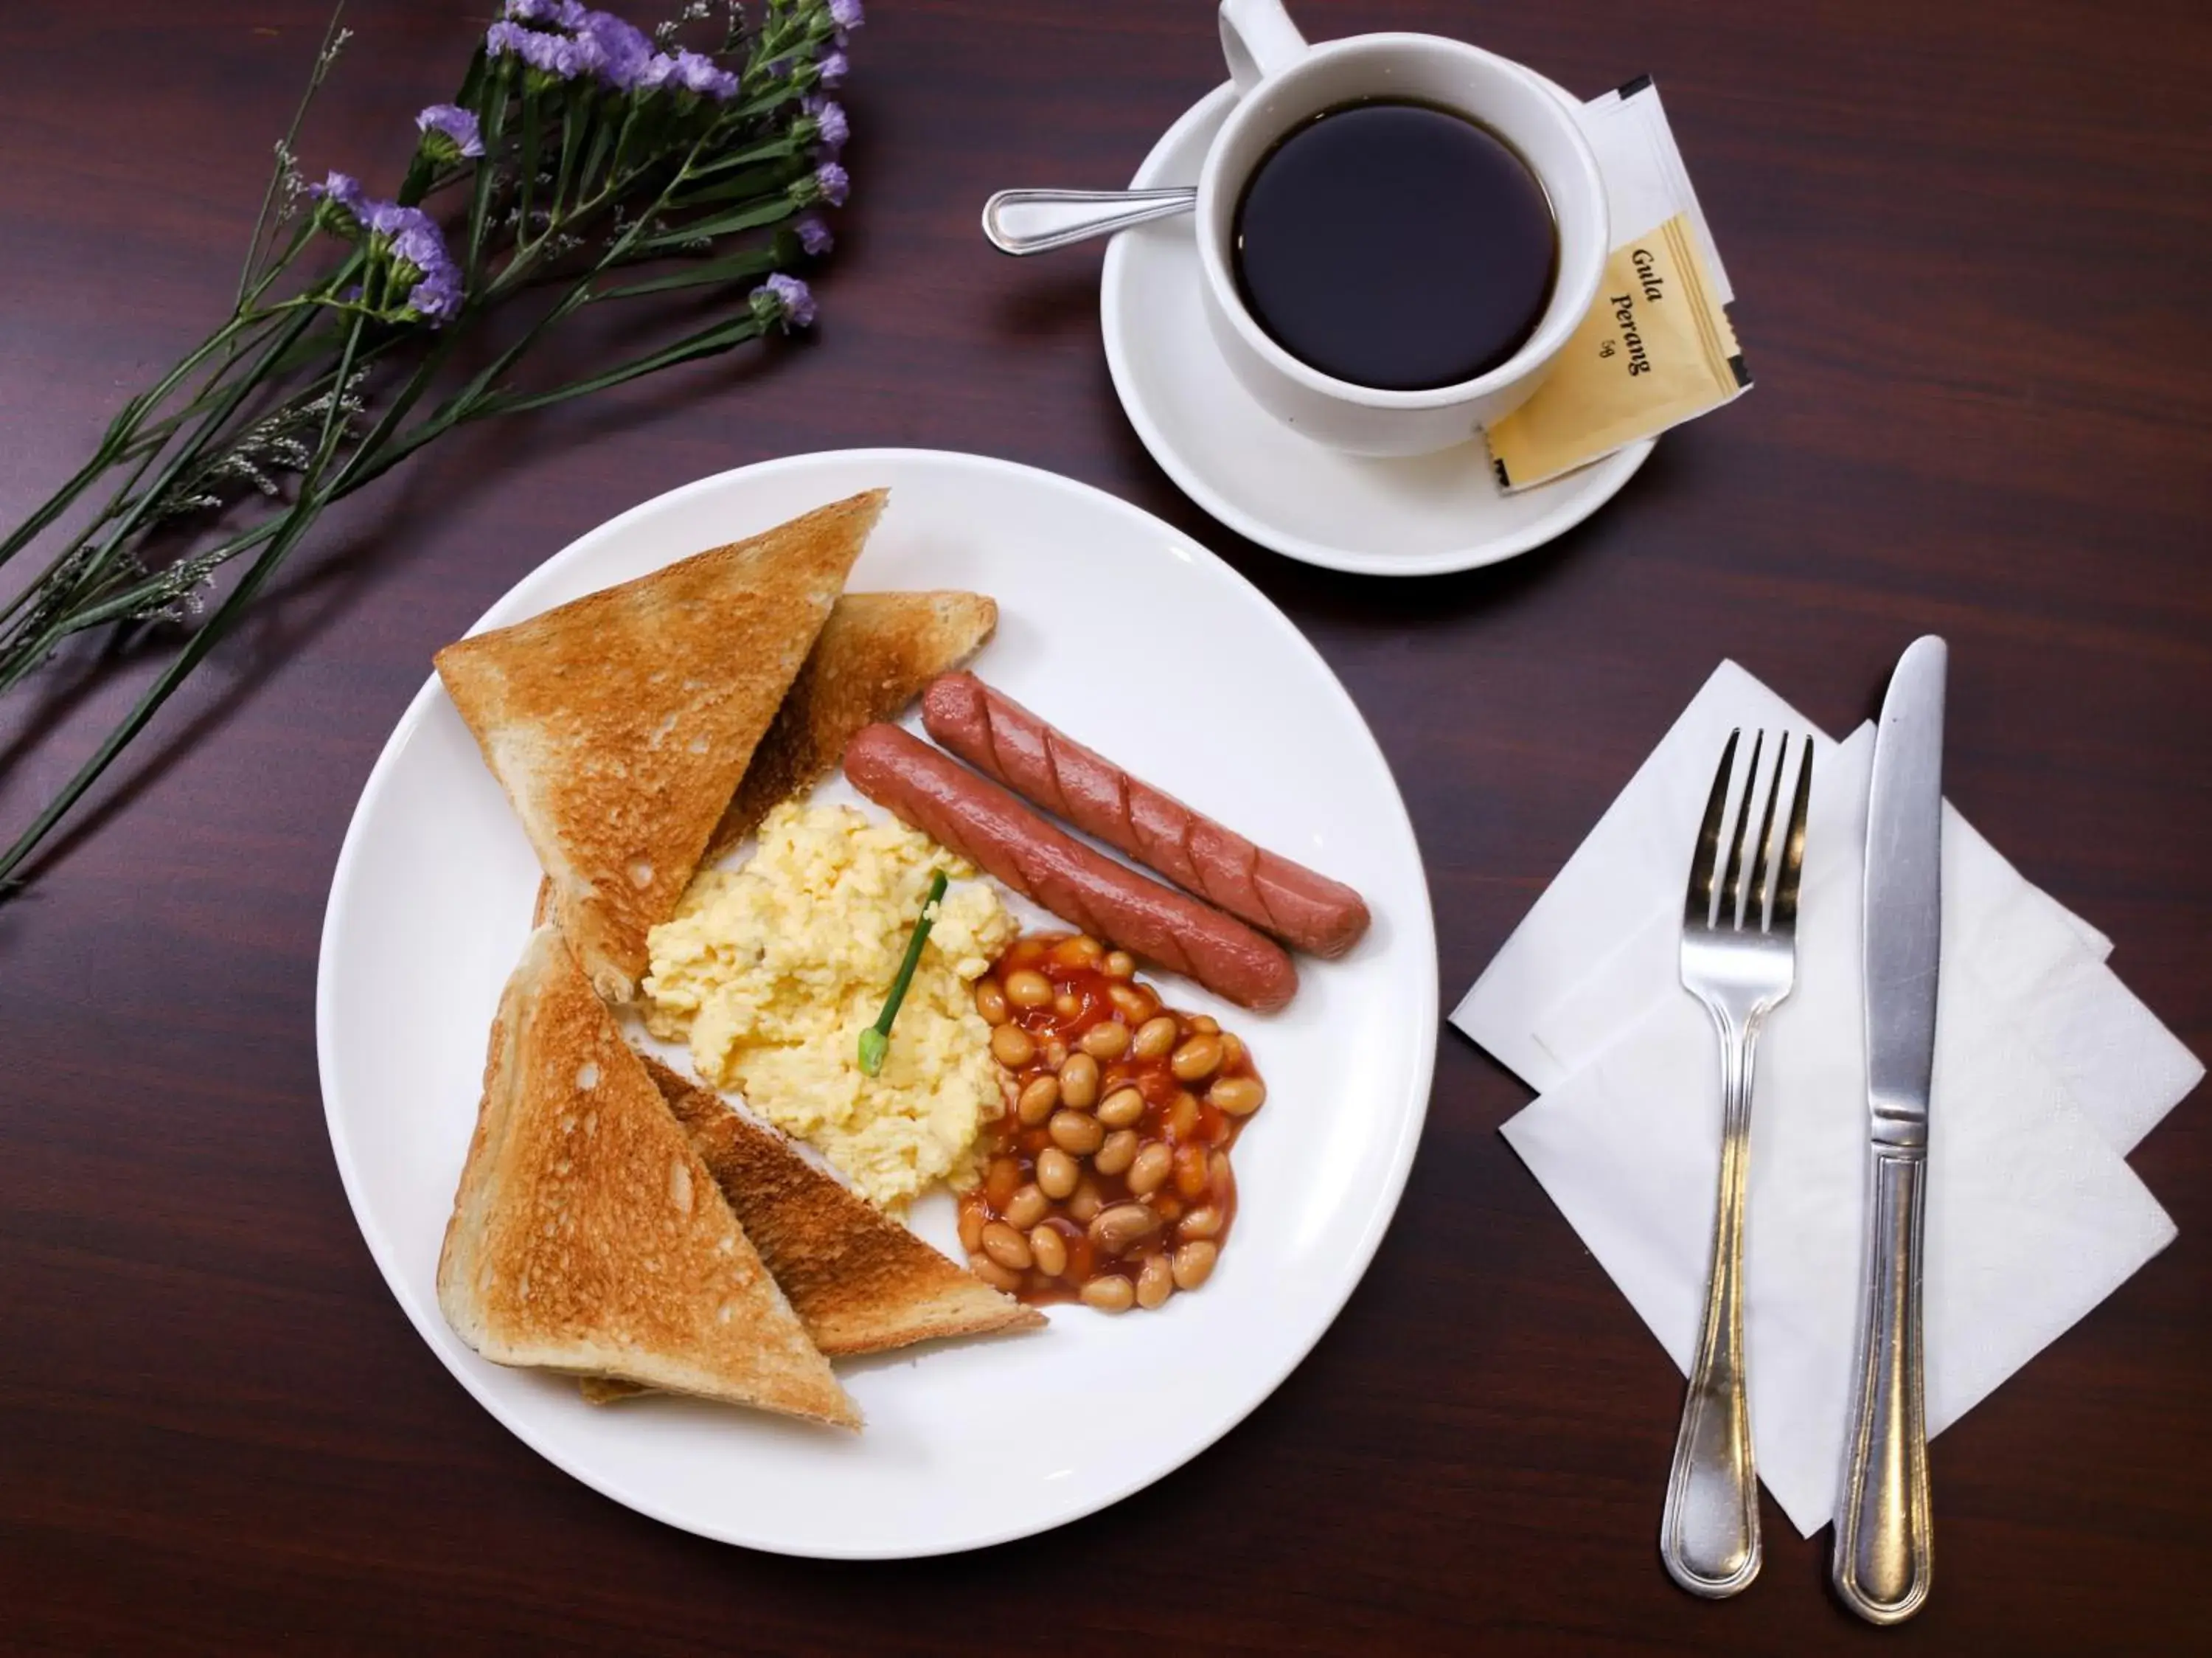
<box><xmin>1219</xmin><ymin>0</ymin><xmax>1308</xmax><ymax>93</ymax></box>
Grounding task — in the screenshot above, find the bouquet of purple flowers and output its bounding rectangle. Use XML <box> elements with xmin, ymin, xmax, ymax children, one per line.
<box><xmin>0</xmin><ymin>0</ymin><xmax>860</xmax><ymax>892</ymax></box>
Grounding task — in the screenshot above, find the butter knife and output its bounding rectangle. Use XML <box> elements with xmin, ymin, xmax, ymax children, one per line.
<box><xmin>1832</xmin><ymin>634</ymin><xmax>1945</xmax><ymax>1623</ymax></box>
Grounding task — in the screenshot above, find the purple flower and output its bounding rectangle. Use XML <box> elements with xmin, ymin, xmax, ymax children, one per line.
<box><xmin>487</xmin><ymin>9</ymin><xmax>606</xmax><ymax>80</ymax></box>
<box><xmin>751</xmin><ymin>272</ymin><xmax>816</xmax><ymax>330</ymax></box>
<box><xmin>644</xmin><ymin>48</ymin><xmax>738</xmax><ymax>99</ymax></box>
<box><xmin>828</xmin><ymin>0</ymin><xmax>864</xmax><ymax>30</ymax></box>
<box><xmin>309</xmin><ymin>170</ymin><xmax>369</xmax><ymax>235</ymax></box>
<box><xmin>415</xmin><ymin>103</ymin><xmax>484</xmax><ymax>161</ymax></box>
<box><xmin>578</xmin><ymin>9</ymin><xmax>654</xmax><ymax>89</ymax></box>
<box><xmin>794</xmin><ymin>215</ymin><xmax>834</xmax><ymax>255</ymax></box>
<box><xmin>803</xmin><ymin>96</ymin><xmax>847</xmax><ymax>152</ymax></box>
<box><xmin>504</xmin><ymin>0</ymin><xmax>585</xmax><ymax>22</ymax></box>
<box><xmin>406</xmin><ymin>265</ymin><xmax>465</xmax><ymax>324</ymax></box>
<box><xmin>366</xmin><ymin>202</ymin><xmax>448</xmax><ymax>281</ymax></box>
<box><xmin>812</xmin><ymin>160</ymin><xmax>849</xmax><ymax>207</ymax></box>
<box><xmin>815</xmin><ymin>49</ymin><xmax>848</xmax><ymax>88</ymax></box>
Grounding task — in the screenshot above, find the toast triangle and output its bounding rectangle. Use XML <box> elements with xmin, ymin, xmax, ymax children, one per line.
<box><xmin>582</xmin><ymin>1059</ymin><xmax>1043</xmax><ymax>1404</ymax></box>
<box><xmin>437</xmin><ymin>490</ymin><xmax>884</xmax><ymax>1001</ymax></box>
<box><xmin>707</xmin><ymin>589</ymin><xmax>998</xmax><ymax>859</ymax></box>
<box><xmin>437</xmin><ymin>926</ymin><xmax>858</xmax><ymax>1428</ymax></box>
<box><xmin>529</xmin><ymin>588</ymin><xmax>997</xmax><ymax>927</ymax></box>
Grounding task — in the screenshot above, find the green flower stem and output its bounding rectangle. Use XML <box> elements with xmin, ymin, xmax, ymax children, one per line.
<box><xmin>58</xmin><ymin>304</ymin><xmax>325</xmax><ymax>596</ymax></box>
<box><xmin>0</xmin><ymin>308</ymin><xmax>272</xmax><ymax>576</ymax></box>
<box><xmin>0</xmin><ymin>313</ymin><xmax>369</xmax><ymax>889</ymax></box>
<box><xmin>237</xmin><ymin>0</ymin><xmax>349</xmax><ymax>305</ymax></box>
<box><xmin>518</xmin><ymin>93</ymin><xmax>542</xmax><ymax>251</ymax></box>
<box><xmin>1</xmin><ymin>8</ymin><xmax>843</xmax><ymax>891</ymax></box>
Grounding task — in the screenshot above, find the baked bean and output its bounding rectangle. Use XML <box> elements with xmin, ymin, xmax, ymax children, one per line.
<box><xmin>990</xmin><ymin>1023</ymin><xmax>1035</xmax><ymax>1068</ymax></box>
<box><xmin>1067</xmin><ymin>1176</ymin><xmax>1105</xmax><ymax>1224</ymax></box>
<box><xmin>1170</xmin><ymin>1035</ymin><xmax>1224</xmax><ymax>1081</ymax></box>
<box><xmin>1097</xmin><ymin>1086</ymin><xmax>1146</xmax><ymax>1129</ymax></box>
<box><xmin>1090</xmin><ymin>1203</ymin><xmax>1162</xmax><ymax>1257</ymax></box>
<box><xmin>1052</xmin><ymin>934</ymin><xmax>1105</xmax><ymax>968</ymax></box>
<box><xmin>1208</xmin><ymin>1075</ymin><xmax>1266</xmax><ymax>1117</ymax></box>
<box><xmin>1059</xmin><ymin>1052</ymin><xmax>1100</xmax><ymax>1110</ymax></box>
<box><xmin>1127</xmin><ymin>1141</ymin><xmax>1174</xmax><ymax>1197</ymax></box>
<box><xmin>1048</xmin><ymin>1109</ymin><xmax>1104</xmax><ymax>1156</ymax></box>
<box><xmin>1108</xmin><ymin>985</ymin><xmax>1155</xmax><ymax>1023</ymax></box>
<box><xmin>1082</xmin><ymin>1276</ymin><xmax>1135</xmax><ymax>1313</ymax></box>
<box><xmin>974</xmin><ymin>978</ymin><xmax>1009</xmax><ymax>1024</ymax></box>
<box><xmin>1172</xmin><ymin>1239</ymin><xmax>1219</xmax><ymax>1291</ymax></box>
<box><xmin>1016</xmin><ymin>1073</ymin><xmax>1060</xmax><ymax>1125</ymax></box>
<box><xmin>1030</xmin><ymin>1224</ymin><xmax>1068</xmax><ymax>1277</ymax></box>
<box><xmin>1035</xmin><ymin>1146</ymin><xmax>1079</xmax><ymax>1199</ymax></box>
<box><xmin>1004</xmin><ymin>1183</ymin><xmax>1048</xmax><ymax>1231</ymax></box>
<box><xmin>1093</xmin><ymin>1128</ymin><xmax>1139</xmax><ymax>1177</ymax></box>
<box><xmin>1173</xmin><ymin>1143</ymin><xmax>1210</xmax><ymax>1199</ymax></box>
<box><xmin>1132</xmin><ymin>1015</ymin><xmax>1180</xmax><ymax>1060</ymax></box>
<box><xmin>981</xmin><ymin>1221</ymin><xmax>1034</xmax><ymax>1272</ymax></box>
<box><xmin>1079</xmin><ymin>1020</ymin><xmax>1131</xmax><ymax>1060</ymax></box>
<box><xmin>1135</xmin><ymin>1252</ymin><xmax>1175</xmax><ymax>1309</ymax></box>
<box><xmin>967</xmin><ymin>934</ymin><xmax>1262</xmax><ymax>1313</ymax></box>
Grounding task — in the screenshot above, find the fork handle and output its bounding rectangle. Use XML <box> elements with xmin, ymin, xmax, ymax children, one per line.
<box><xmin>1660</xmin><ymin>1014</ymin><xmax>1763</xmax><ymax>1598</ymax></box>
<box><xmin>1832</xmin><ymin>1145</ymin><xmax>1933</xmax><ymax>1623</ymax></box>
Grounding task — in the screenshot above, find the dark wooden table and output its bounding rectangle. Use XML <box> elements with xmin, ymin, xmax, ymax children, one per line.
<box><xmin>4</xmin><ymin>1</ymin><xmax>2205</xmax><ymax>1651</ymax></box>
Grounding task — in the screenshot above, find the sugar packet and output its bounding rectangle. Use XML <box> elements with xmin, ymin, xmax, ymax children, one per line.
<box><xmin>1486</xmin><ymin>78</ymin><xmax>1750</xmax><ymax>492</ymax></box>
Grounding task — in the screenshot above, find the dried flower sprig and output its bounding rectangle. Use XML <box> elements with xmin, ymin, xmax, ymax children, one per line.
<box><xmin>0</xmin><ymin>0</ymin><xmax>860</xmax><ymax>892</ymax></box>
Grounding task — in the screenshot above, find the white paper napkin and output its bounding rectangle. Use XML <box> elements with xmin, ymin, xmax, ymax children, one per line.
<box><xmin>1450</xmin><ymin>662</ymin><xmax>2199</xmax><ymax>1536</ymax></box>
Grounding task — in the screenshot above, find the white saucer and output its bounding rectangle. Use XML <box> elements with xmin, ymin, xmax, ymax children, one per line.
<box><xmin>1101</xmin><ymin>82</ymin><xmax>1656</xmax><ymax>578</ymax></box>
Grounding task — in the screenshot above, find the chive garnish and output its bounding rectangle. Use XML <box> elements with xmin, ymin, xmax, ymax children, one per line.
<box><xmin>858</xmin><ymin>870</ymin><xmax>949</xmax><ymax>1077</ymax></box>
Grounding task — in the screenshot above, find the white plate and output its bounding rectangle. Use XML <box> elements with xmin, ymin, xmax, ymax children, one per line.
<box><xmin>317</xmin><ymin>449</ymin><xmax>1438</xmax><ymax>1558</ymax></box>
<box><xmin>1102</xmin><ymin>83</ymin><xmax>1656</xmax><ymax>577</ymax></box>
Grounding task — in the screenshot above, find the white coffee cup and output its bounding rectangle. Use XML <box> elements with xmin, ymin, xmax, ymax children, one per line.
<box><xmin>1200</xmin><ymin>0</ymin><xmax>1609</xmax><ymax>457</ymax></box>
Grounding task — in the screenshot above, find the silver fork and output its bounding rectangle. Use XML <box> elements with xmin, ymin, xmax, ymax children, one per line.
<box><xmin>1660</xmin><ymin>729</ymin><xmax>1814</xmax><ymax>1598</ymax></box>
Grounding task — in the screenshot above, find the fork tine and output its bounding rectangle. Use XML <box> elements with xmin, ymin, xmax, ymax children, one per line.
<box><xmin>1684</xmin><ymin>730</ymin><xmax>1741</xmax><ymax>929</ymax></box>
<box><xmin>1747</xmin><ymin>733</ymin><xmax>1790</xmax><ymax>932</ymax></box>
<box><xmin>1719</xmin><ymin>731</ymin><xmax>1764</xmax><ymax>929</ymax></box>
<box><xmin>1770</xmin><ymin>743</ymin><xmax>1815</xmax><ymax>934</ymax></box>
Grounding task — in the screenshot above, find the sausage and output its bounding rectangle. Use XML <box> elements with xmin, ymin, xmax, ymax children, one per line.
<box><xmin>843</xmin><ymin>724</ymin><xmax>1298</xmax><ymax>1013</ymax></box>
<box><xmin>921</xmin><ymin>673</ymin><xmax>1370</xmax><ymax>958</ymax></box>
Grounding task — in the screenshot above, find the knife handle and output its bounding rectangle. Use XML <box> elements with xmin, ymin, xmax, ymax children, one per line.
<box><xmin>1832</xmin><ymin>1145</ymin><xmax>1933</xmax><ymax>1624</ymax></box>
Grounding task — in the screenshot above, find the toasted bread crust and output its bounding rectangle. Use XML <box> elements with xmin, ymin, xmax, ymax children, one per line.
<box><xmin>437</xmin><ymin>491</ymin><xmax>884</xmax><ymax>1000</ymax></box>
<box><xmin>641</xmin><ymin>1057</ymin><xmax>1043</xmax><ymax>1354</ymax></box>
<box><xmin>530</xmin><ymin>587</ymin><xmax>995</xmax><ymax>928</ymax></box>
<box><xmin>437</xmin><ymin>928</ymin><xmax>858</xmax><ymax>1427</ymax></box>
<box><xmin>707</xmin><ymin>590</ymin><xmax>997</xmax><ymax>860</ymax></box>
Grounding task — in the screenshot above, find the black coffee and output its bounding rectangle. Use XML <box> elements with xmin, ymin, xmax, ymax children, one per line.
<box><xmin>1231</xmin><ymin>100</ymin><xmax>1557</xmax><ymax>391</ymax></box>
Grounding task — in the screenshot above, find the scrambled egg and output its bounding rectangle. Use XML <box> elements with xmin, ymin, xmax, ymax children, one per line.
<box><xmin>641</xmin><ymin>800</ymin><xmax>1015</xmax><ymax>1209</ymax></box>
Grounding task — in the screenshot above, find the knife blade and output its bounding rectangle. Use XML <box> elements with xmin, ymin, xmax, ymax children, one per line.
<box><xmin>1832</xmin><ymin>633</ymin><xmax>1946</xmax><ymax>1624</ymax></box>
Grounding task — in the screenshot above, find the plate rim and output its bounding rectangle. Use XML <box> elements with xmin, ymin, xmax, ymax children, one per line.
<box><xmin>1101</xmin><ymin>80</ymin><xmax>1656</xmax><ymax>578</ymax></box>
<box><xmin>315</xmin><ymin>446</ymin><xmax>1439</xmax><ymax>1557</ymax></box>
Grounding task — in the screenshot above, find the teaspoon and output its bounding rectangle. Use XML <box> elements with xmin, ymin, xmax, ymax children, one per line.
<box><xmin>981</xmin><ymin>188</ymin><xmax>1197</xmax><ymax>256</ymax></box>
